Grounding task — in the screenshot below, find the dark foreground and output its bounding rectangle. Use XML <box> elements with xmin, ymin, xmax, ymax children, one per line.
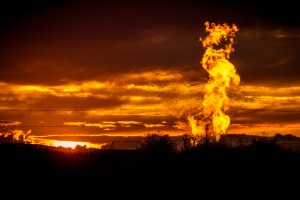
<box><xmin>0</xmin><ymin>142</ymin><xmax>299</xmax><ymax>196</ymax></box>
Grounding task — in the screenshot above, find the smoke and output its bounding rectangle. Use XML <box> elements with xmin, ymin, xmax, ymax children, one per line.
<box><xmin>177</xmin><ymin>21</ymin><xmax>240</xmax><ymax>142</ymax></box>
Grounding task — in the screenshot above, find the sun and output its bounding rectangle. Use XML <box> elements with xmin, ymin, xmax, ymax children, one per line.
<box><xmin>53</xmin><ymin>141</ymin><xmax>86</xmax><ymax>149</ymax></box>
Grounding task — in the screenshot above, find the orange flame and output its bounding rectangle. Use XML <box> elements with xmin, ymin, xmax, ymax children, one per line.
<box><xmin>189</xmin><ymin>22</ymin><xmax>240</xmax><ymax>142</ymax></box>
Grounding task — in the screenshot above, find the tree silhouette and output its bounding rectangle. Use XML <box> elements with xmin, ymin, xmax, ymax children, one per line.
<box><xmin>139</xmin><ymin>133</ymin><xmax>176</xmax><ymax>153</ymax></box>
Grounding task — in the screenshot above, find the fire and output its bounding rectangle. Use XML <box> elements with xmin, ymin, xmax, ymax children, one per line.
<box><xmin>188</xmin><ymin>22</ymin><xmax>240</xmax><ymax>142</ymax></box>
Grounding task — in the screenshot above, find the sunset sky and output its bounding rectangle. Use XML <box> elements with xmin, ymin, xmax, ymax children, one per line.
<box><xmin>1</xmin><ymin>0</ymin><xmax>300</xmax><ymax>140</ymax></box>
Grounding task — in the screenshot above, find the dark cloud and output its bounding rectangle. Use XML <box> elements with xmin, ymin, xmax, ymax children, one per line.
<box><xmin>28</xmin><ymin>95</ymin><xmax>128</xmax><ymax>110</ymax></box>
<box><xmin>0</xmin><ymin>94</ymin><xmax>24</xmax><ymax>107</ymax></box>
<box><xmin>234</xmin><ymin>31</ymin><xmax>300</xmax><ymax>87</ymax></box>
<box><xmin>0</xmin><ymin>0</ymin><xmax>299</xmax><ymax>85</ymax></box>
<box><xmin>233</xmin><ymin>110</ymin><xmax>300</xmax><ymax>124</ymax></box>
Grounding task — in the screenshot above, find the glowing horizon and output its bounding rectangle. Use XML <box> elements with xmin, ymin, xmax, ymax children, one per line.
<box><xmin>37</xmin><ymin>138</ymin><xmax>105</xmax><ymax>149</ymax></box>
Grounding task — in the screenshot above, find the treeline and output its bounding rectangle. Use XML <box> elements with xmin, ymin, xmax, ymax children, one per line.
<box><xmin>0</xmin><ymin>134</ymin><xmax>300</xmax><ymax>192</ymax></box>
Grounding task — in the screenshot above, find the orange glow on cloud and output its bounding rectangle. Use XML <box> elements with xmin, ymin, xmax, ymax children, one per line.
<box><xmin>33</xmin><ymin>138</ymin><xmax>104</xmax><ymax>149</ymax></box>
<box><xmin>63</xmin><ymin>120</ymin><xmax>170</xmax><ymax>130</ymax></box>
<box><xmin>228</xmin><ymin>123</ymin><xmax>300</xmax><ymax>136</ymax></box>
<box><xmin>1</xmin><ymin>76</ymin><xmax>300</xmax><ymax>137</ymax></box>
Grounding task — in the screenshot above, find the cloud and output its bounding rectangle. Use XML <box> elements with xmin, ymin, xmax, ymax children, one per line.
<box><xmin>63</xmin><ymin>120</ymin><xmax>170</xmax><ymax>131</ymax></box>
<box><xmin>64</xmin><ymin>122</ymin><xmax>117</xmax><ymax>130</ymax></box>
<box><xmin>0</xmin><ymin>69</ymin><xmax>204</xmax><ymax>116</ymax></box>
<box><xmin>234</xmin><ymin>28</ymin><xmax>300</xmax><ymax>87</ymax></box>
<box><xmin>1</xmin><ymin>1</ymin><xmax>298</xmax><ymax>86</ymax></box>
<box><xmin>0</xmin><ymin>129</ymin><xmax>32</xmax><ymax>143</ymax></box>
<box><xmin>1</xmin><ymin>71</ymin><xmax>300</xmax><ymax>135</ymax></box>
<box><xmin>228</xmin><ymin>123</ymin><xmax>300</xmax><ymax>136</ymax></box>
<box><xmin>0</xmin><ymin>120</ymin><xmax>21</xmax><ymax>126</ymax></box>
<box><xmin>0</xmin><ymin>1</ymin><xmax>299</xmax><ymax>137</ymax></box>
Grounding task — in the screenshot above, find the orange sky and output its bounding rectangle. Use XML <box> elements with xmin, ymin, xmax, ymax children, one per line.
<box><xmin>0</xmin><ymin>1</ymin><xmax>300</xmax><ymax>139</ymax></box>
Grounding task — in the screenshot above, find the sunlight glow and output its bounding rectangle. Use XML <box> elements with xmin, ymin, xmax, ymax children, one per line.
<box><xmin>53</xmin><ymin>141</ymin><xmax>86</xmax><ymax>148</ymax></box>
<box><xmin>37</xmin><ymin>139</ymin><xmax>105</xmax><ymax>149</ymax></box>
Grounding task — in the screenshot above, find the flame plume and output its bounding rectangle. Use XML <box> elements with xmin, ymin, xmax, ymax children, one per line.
<box><xmin>189</xmin><ymin>22</ymin><xmax>240</xmax><ymax>142</ymax></box>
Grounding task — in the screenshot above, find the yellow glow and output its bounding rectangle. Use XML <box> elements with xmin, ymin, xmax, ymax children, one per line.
<box><xmin>200</xmin><ymin>22</ymin><xmax>239</xmax><ymax>141</ymax></box>
<box><xmin>124</xmin><ymin>70</ymin><xmax>183</xmax><ymax>81</ymax></box>
<box><xmin>63</xmin><ymin>121</ymin><xmax>116</xmax><ymax>128</ymax></box>
<box><xmin>181</xmin><ymin>22</ymin><xmax>240</xmax><ymax>142</ymax></box>
<box><xmin>144</xmin><ymin>124</ymin><xmax>165</xmax><ymax>128</ymax></box>
<box><xmin>62</xmin><ymin>85</ymin><xmax>81</xmax><ymax>92</ymax></box>
<box><xmin>117</xmin><ymin>121</ymin><xmax>142</xmax><ymax>125</ymax></box>
<box><xmin>16</xmin><ymin>85</ymin><xmax>52</xmax><ymax>92</ymax></box>
<box><xmin>64</xmin><ymin>120</ymin><xmax>149</xmax><ymax>129</ymax></box>
<box><xmin>53</xmin><ymin>141</ymin><xmax>86</xmax><ymax>148</ymax></box>
<box><xmin>188</xmin><ymin>116</ymin><xmax>205</xmax><ymax>137</ymax></box>
<box><xmin>35</xmin><ymin>139</ymin><xmax>104</xmax><ymax>149</ymax></box>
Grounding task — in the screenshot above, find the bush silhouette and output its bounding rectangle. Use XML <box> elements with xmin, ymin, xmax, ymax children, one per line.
<box><xmin>139</xmin><ymin>133</ymin><xmax>176</xmax><ymax>153</ymax></box>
